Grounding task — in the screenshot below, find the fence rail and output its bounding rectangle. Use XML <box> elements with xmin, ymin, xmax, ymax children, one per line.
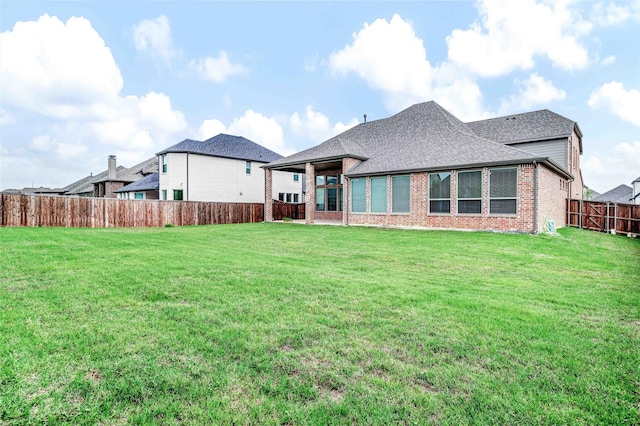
<box><xmin>567</xmin><ymin>199</ymin><xmax>640</xmax><ymax>236</ymax></box>
<box><xmin>0</xmin><ymin>194</ymin><xmax>264</xmax><ymax>228</ymax></box>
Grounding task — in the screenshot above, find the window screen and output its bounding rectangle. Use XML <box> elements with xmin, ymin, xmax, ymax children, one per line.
<box><xmin>392</xmin><ymin>176</ymin><xmax>410</xmax><ymax>213</ymax></box>
<box><xmin>370</xmin><ymin>177</ymin><xmax>387</xmax><ymax>213</ymax></box>
<box><xmin>351</xmin><ymin>179</ymin><xmax>366</xmax><ymax>212</ymax></box>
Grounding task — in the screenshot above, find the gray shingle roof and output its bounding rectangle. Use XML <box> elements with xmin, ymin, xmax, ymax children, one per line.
<box><xmin>91</xmin><ymin>157</ymin><xmax>158</xmax><ymax>184</ymax></box>
<box><xmin>466</xmin><ymin>109</ymin><xmax>578</xmax><ymax>145</ymax></box>
<box><xmin>114</xmin><ymin>173</ymin><xmax>159</xmax><ymax>193</ymax></box>
<box><xmin>632</xmin><ymin>176</ymin><xmax>640</xmax><ymax>183</ymax></box>
<box><xmin>266</xmin><ymin>101</ymin><xmax>546</xmax><ymax>177</ymax></box>
<box><xmin>156</xmin><ymin>134</ymin><xmax>283</xmax><ymax>163</ymax></box>
<box><xmin>63</xmin><ymin>167</ymin><xmax>125</xmax><ymax>195</ymax></box>
<box><xmin>592</xmin><ymin>184</ymin><xmax>633</xmax><ymax>203</ymax></box>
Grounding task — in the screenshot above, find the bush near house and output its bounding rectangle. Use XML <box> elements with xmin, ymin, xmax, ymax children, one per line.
<box><xmin>0</xmin><ymin>224</ymin><xmax>638</xmax><ymax>424</ymax></box>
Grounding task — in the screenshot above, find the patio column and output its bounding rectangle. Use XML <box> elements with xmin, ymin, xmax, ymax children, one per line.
<box><xmin>265</xmin><ymin>168</ymin><xmax>273</xmax><ymax>222</ymax></box>
<box><xmin>305</xmin><ymin>162</ymin><xmax>315</xmax><ymax>224</ymax></box>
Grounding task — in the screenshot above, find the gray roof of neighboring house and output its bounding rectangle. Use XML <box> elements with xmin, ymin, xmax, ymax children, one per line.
<box><xmin>266</xmin><ymin>101</ymin><xmax>564</xmax><ymax>177</ymax></box>
<box><xmin>114</xmin><ymin>173</ymin><xmax>159</xmax><ymax>193</ymax></box>
<box><xmin>91</xmin><ymin>157</ymin><xmax>158</xmax><ymax>184</ymax></box>
<box><xmin>62</xmin><ymin>168</ymin><xmax>125</xmax><ymax>195</ymax></box>
<box><xmin>156</xmin><ymin>134</ymin><xmax>283</xmax><ymax>163</ymax></box>
<box><xmin>466</xmin><ymin>109</ymin><xmax>580</xmax><ymax>147</ymax></box>
<box><xmin>592</xmin><ymin>184</ymin><xmax>633</xmax><ymax>203</ymax></box>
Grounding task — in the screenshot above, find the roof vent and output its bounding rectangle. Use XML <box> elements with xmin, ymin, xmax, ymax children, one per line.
<box><xmin>363</xmin><ymin>114</ymin><xmax>367</xmax><ymax>123</ymax></box>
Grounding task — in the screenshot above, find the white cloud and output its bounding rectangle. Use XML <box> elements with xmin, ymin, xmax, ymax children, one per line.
<box><xmin>328</xmin><ymin>14</ymin><xmax>486</xmax><ymax>120</ymax></box>
<box><xmin>582</xmin><ymin>141</ymin><xmax>640</xmax><ymax>192</ymax></box>
<box><xmin>446</xmin><ymin>0</ymin><xmax>591</xmax><ymax>77</ymax></box>
<box><xmin>132</xmin><ymin>16</ymin><xmax>247</xmax><ymax>83</ymax></box>
<box><xmin>591</xmin><ymin>1</ymin><xmax>638</xmax><ymax>26</ymax></box>
<box><xmin>198</xmin><ymin>119</ymin><xmax>226</xmax><ymax>140</ymax></box>
<box><xmin>290</xmin><ymin>105</ymin><xmax>359</xmax><ymax>141</ymax></box>
<box><xmin>0</xmin><ymin>14</ymin><xmax>123</xmax><ymax>120</ymax></box>
<box><xmin>0</xmin><ymin>14</ymin><xmax>187</xmax><ymax>190</ymax></box>
<box><xmin>588</xmin><ymin>81</ymin><xmax>640</xmax><ymax>126</ymax></box>
<box><xmin>188</xmin><ymin>50</ymin><xmax>247</xmax><ymax>83</ymax></box>
<box><xmin>0</xmin><ymin>108</ymin><xmax>14</xmax><ymax>126</ymax></box>
<box><xmin>499</xmin><ymin>73</ymin><xmax>566</xmax><ymax>114</ymax></box>
<box><xmin>601</xmin><ymin>55</ymin><xmax>616</xmax><ymax>65</ymax></box>
<box><xmin>227</xmin><ymin>110</ymin><xmax>288</xmax><ymax>154</ymax></box>
<box><xmin>197</xmin><ymin>110</ymin><xmax>291</xmax><ymax>155</ymax></box>
<box><xmin>304</xmin><ymin>54</ymin><xmax>319</xmax><ymax>72</ymax></box>
<box><xmin>132</xmin><ymin>15</ymin><xmax>177</xmax><ymax>64</ymax></box>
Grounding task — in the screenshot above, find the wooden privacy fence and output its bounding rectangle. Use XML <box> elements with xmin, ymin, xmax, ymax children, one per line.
<box><xmin>272</xmin><ymin>200</ymin><xmax>305</xmax><ymax>220</ymax></box>
<box><xmin>567</xmin><ymin>199</ymin><xmax>640</xmax><ymax>236</ymax></box>
<box><xmin>0</xmin><ymin>194</ymin><xmax>264</xmax><ymax>228</ymax></box>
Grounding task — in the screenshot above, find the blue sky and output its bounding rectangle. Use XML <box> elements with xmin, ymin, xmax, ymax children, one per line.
<box><xmin>1</xmin><ymin>0</ymin><xmax>639</xmax><ymax>194</ymax></box>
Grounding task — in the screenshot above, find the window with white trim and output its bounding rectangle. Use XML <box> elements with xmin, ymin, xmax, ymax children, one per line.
<box><xmin>458</xmin><ymin>171</ymin><xmax>482</xmax><ymax>214</ymax></box>
<box><xmin>245</xmin><ymin>161</ymin><xmax>251</xmax><ymax>175</ymax></box>
<box><xmin>134</xmin><ymin>192</ymin><xmax>144</xmax><ymax>200</ymax></box>
<box><xmin>161</xmin><ymin>155</ymin><xmax>167</xmax><ymax>173</ymax></box>
<box><xmin>490</xmin><ymin>168</ymin><xmax>517</xmax><ymax>214</ymax></box>
<box><xmin>429</xmin><ymin>172</ymin><xmax>450</xmax><ymax>213</ymax></box>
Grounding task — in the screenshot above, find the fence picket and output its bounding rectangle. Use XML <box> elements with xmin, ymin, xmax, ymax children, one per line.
<box><xmin>0</xmin><ymin>194</ymin><xmax>265</xmax><ymax>228</ymax></box>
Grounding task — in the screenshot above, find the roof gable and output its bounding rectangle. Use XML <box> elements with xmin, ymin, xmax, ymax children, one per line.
<box><xmin>157</xmin><ymin>134</ymin><xmax>283</xmax><ymax>163</ymax></box>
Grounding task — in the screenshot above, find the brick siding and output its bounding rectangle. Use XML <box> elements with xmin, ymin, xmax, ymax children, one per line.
<box><xmin>348</xmin><ymin>164</ymin><xmax>541</xmax><ymax>233</ymax></box>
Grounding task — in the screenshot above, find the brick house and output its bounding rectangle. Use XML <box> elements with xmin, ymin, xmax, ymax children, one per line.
<box><xmin>156</xmin><ymin>134</ymin><xmax>302</xmax><ymax>203</ymax></box>
<box><xmin>92</xmin><ymin>155</ymin><xmax>158</xmax><ymax>198</ymax></box>
<box><xmin>263</xmin><ymin>101</ymin><xmax>583</xmax><ymax>233</ymax></box>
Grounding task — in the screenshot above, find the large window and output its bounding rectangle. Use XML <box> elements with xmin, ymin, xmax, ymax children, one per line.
<box><xmin>458</xmin><ymin>171</ymin><xmax>482</xmax><ymax>214</ymax></box>
<box><xmin>429</xmin><ymin>172</ymin><xmax>450</xmax><ymax>213</ymax></box>
<box><xmin>490</xmin><ymin>168</ymin><xmax>517</xmax><ymax>214</ymax></box>
<box><xmin>371</xmin><ymin>177</ymin><xmax>387</xmax><ymax>213</ymax></box>
<box><xmin>351</xmin><ymin>178</ymin><xmax>366</xmax><ymax>212</ymax></box>
<box><xmin>173</xmin><ymin>190</ymin><xmax>183</xmax><ymax>201</ymax></box>
<box><xmin>391</xmin><ymin>176</ymin><xmax>410</xmax><ymax>213</ymax></box>
<box><xmin>315</xmin><ymin>174</ymin><xmax>341</xmax><ymax>212</ymax></box>
<box><xmin>315</xmin><ymin>188</ymin><xmax>325</xmax><ymax>211</ymax></box>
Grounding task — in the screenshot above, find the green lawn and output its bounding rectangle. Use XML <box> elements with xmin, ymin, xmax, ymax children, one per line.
<box><xmin>0</xmin><ymin>224</ymin><xmax>638</xmax><ymax>425</ymax></box>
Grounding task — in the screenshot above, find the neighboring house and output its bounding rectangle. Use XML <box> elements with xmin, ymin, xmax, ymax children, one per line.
<box><xmin>583</xmin><ymin>185</ymin><xmax>600</xmax><ymax>201</ymax></box>
<box><xmin>593</xmin><ymin>184</ymin><xmax>633</xmax><ymax>203</ymax></box>
<box><xmin>156</xmin><ymin>134</ymin><xmax>301</xmax><ymax>203</ymax></box>
<box><xmin>114</xmin><ymin>173</ymin><xmax>159</xmax><ymax>200</ymax></box>
<box><xmin>264</xmin><ymin>101</ymin><xmax>583</xmax><ymax>233</ymax></box>
<box><xmin>92</xmin><ymin>155</ymin><xmax>158</xmax><ymax>198</ymax></box>
<box><xmin>632</xmin><ymin>177</ymin><xmax>640</xmax><ymax>205</ymax></box>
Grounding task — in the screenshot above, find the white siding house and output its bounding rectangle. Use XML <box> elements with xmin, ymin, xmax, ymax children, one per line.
<box><xmin>157</xmin><ymin>134</ymin><xmax>302</xmax><ymax>203</ymax></box>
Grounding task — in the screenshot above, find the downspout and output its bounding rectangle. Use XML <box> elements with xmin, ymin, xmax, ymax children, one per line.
<box><xmin>186</xmin><ymin>153</ymin><xmax>189</xmax><ymax>201</ymax></box>
<box><xmin>533</xmin><ymin>161</ymin><xmax>538</xmax><ymax>234</ymax></box>
<box><xmin>344</xmin><ymin>176</ymin><xmax>349</xmax><ymax>226</ymax></box>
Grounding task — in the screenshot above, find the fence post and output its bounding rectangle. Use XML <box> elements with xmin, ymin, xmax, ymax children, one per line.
<box><xmin>613</xmin><ymin>203</ymin><xmax>617</xmax><ymax>234</ymax></box>
<box><xmin>578</xmin><ymin>199</ymin><xmax>582</xmax><ymax>229</ymax></box>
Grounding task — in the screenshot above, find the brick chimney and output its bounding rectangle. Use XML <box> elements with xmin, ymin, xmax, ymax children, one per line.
<box><xmin>108</xmin><ymin>155</ymin><xmax>117</xmax><ymax>180</ymax></box>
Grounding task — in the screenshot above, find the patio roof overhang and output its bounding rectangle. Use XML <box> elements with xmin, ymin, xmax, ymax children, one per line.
<box><xmin>261</xmin><ymin>155</ymin><xmax>367</xmax><ymax>173</ymax></box>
